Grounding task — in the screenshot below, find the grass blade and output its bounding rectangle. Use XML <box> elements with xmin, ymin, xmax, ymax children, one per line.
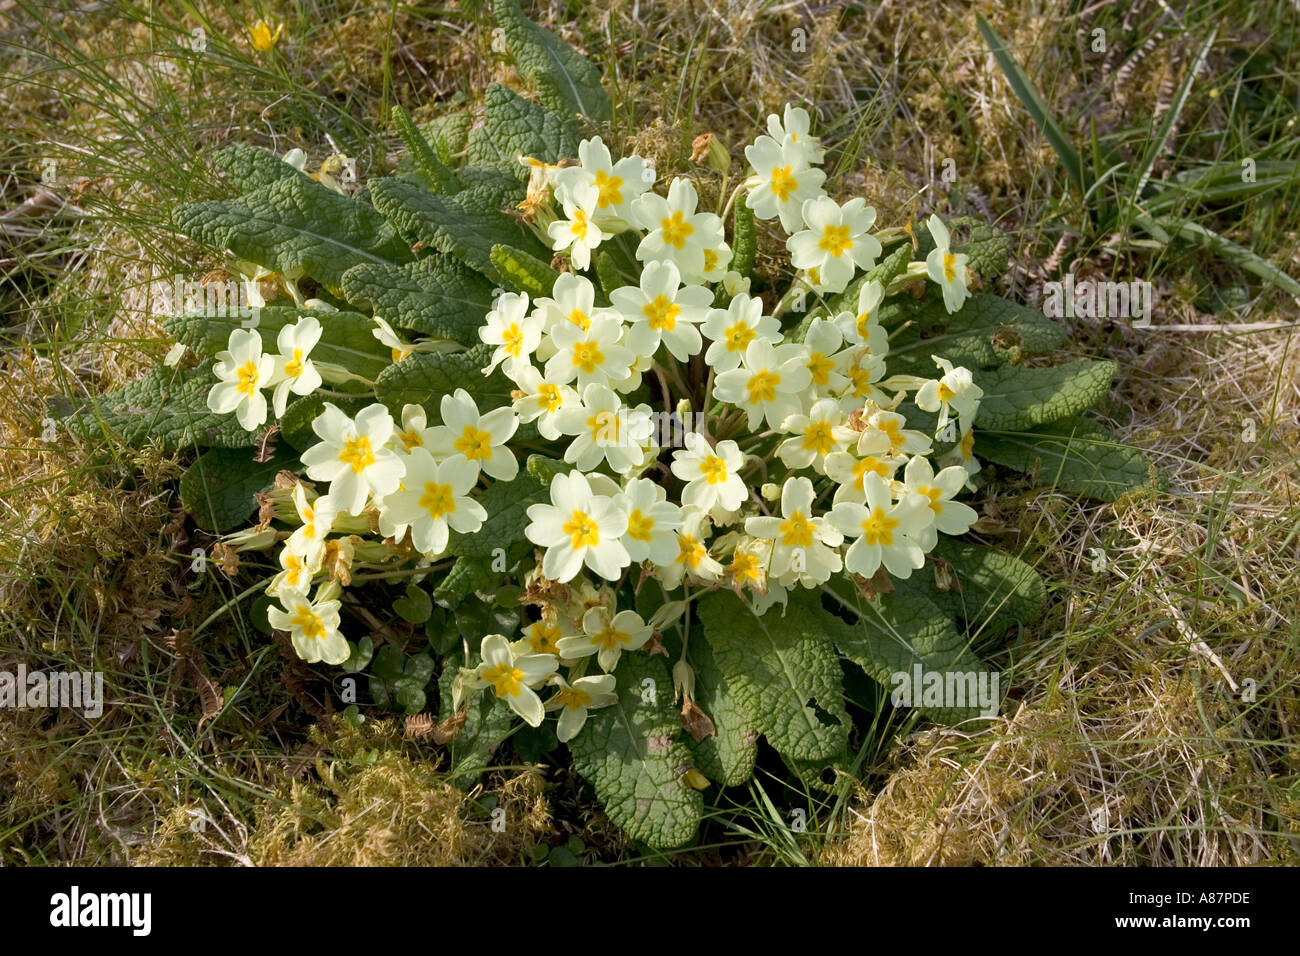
<box><xmin>976</xmin><ymin>14</ymin><xmax>1087</xmax><ymax>197</ymax></box>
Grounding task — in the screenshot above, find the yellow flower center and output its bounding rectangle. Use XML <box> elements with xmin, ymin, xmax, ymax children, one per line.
<box><xmin>818</xmin><ymin>224</ymin><xmax>852</xmax><ymax>258</ymax></box>
<box><xmin>556</xmin><ymin>684</ymin><xmax>592</xmax><ymax>711</ymax></box>
<box><xmin>676</xmin><ymin>534</ymin><xmax>704</xmax><ymax>568</ymax></box>
<box><xmin>807</xmin><ymin>351</ymin><xmax>834</xmax><ymax>386</ymax></box>
<box><xmin>626</xmin><ymin>509</ymin><xmax>655</xmax><ymax>542</ymax></box>
<box><xmin>856</xmin><ymin>312</ymin><xmax>874</xmax><ymax>340</ymax></box>
<box><xmin>849</xmin><ymin>365</ymin><xmax>876</xmax><ymax>397</ymax></box>
<box><xmin>878</xmin><ymin>418</ymin><xmax>905</xmax><ymax>453</ymax></box>
<box><xmin>745</xmin><ymin>369</ymin><xmax>781</xmax><ymax>404</ymax></box>
<box><xmin>418</xmin><ymin>481</ymin><xmax>456</xmax><ymax>519</ymax></box>
<box><xmin>852</xmin><ymin>457</ymin><xmax>891</xmax><ymax>489</ymax></box>
<box><xmin>289</xmin><ymin>604</ymin><xmax>325</xmax><ymax>641</ymax></box>
<box><xmin>338</xmin><ymin>435</ymin><xmax>375</xmax><ymax>473</ymax></box>
<box><xmin>594</xmin><ymin>169</ymin><xmax>623</xmax><ymax>208</ymax></box>
<box><xmin>770</xmin><ymin>165</ymin><xmax>797</xmax><ymax>202</ymax></box>
<box><xmin>399</xmin><ymin>428</ymin><xmax>424</xmax><ymax>452</ymax></box>
<box><xmin>566</xmin><ymin>308</ymin><xmax>591</xmax><ymax>331</ymax></box>
<box><xmin>703</xmin><ymin>248</ymin><xmax>719</xmax><ymax>273</ymax></box>
<box><xmin>779</xmin><ymin>512</ymin><xmax>815</xmax><ymax>548</ymax></box>
<box><xmin>643</xmin><ymin>295</ymin><xmax>680</xmax><ymax>332</ymax></box>
<box><xmin>284</xmin><ymin>554</ymin><xmax>305</xmax><ymax>587</ymax></box>
<box><xmin>660</xmin><ymin>210</ymin><xmax>694</xmax><ymax>249</ymax></box>
<box><xmin>592</xmin><ymin>626</ymin><xmax>629</xmax><ymax>650</ymax></box>
<box><xmin>563</xmin><ymin>510</ymin><xmax>600</xmax><ymax>549</ymax></box>
<box><xmin>528</xmin><ymin>623</ymin><xmax>562</xmax><ymax>655</ymax></box>
<box><xmin>860</xmin><ymin>506</ymin><xmax>899</xmax><ymax>546</ymax></box>
<box><xmin>537</xmin><ymin>383</ymin><xmax>563</xmax><ymax>413</ymax></box>
<box><xmin>960</xmin><ymin>428</ymin><xmax>975</xmax><ymax>460</ymax></box>
<box><xmin>236</xmin><ymin>360</ymin><xmax>260</xmax><ymax>396</ymax></box>
<box><xmin>502</xmin><ymin>323</ymin><xmax>524</xmax><ymax>357</ymax></box>
<box><xmin>937</xmin><ymin>381</ymin><xmax>956</xmax><ymax>402</ymax></box>
<box><xmin>570</xmin><ymin>208</ymin><xmax>590</xmax><ymax>239</ymax></box>
<box><xmin>571</xmin><ymin>341</ymin><xmax>605</xmax><ymax>374</ymax></box>
<box><xmin>454</xmin><ymin>425</ymin><xmax>494</xmax><ymax>461</ymax></box>
<box><xmin>803</xmin><ymin>421</ymin><xmax>837</xmax><ymax>456</ymax></box>
<box><xmin>587</xmin><ymin>409</ymin><xmax>620</xmax><ymax>444</ymax></box>
<box><xmin>919</xmin><ymin>486</ymin><xmax>944</xmax><ymax>515</ymax></box>
<box><xmin>700</xmin><ymin>455</ymin><xmax>728</xmax><ymax>484</ymax></box>
<box><xmin>942</xmin><ymin>251</ymin><xmax>956</xmax><ymax>284</ymax></box>
<box><xmin>482</xmin><ymin>663</ymin><xmax>524</xmax><ymax>698</ymax></box>
<box><xmin>727</xmin><ymin>550</ymin><xmax>763</xmax><ymax>584</ymax></box>
<box><xmin>724</xmin><ymin>322</ymin><xmax>756</xmax><ymax>352</ymax></box>
<box><xmin>284</xmin><ymin>347</ymin><xmax>305</xmax><ymax>379</ymax></box>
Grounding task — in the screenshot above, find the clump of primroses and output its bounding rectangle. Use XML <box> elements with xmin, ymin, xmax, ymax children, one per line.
<box><xmin>204</xmin><ymin>105</ymin><xmax>985</xmax><ymax>740</ymax></box>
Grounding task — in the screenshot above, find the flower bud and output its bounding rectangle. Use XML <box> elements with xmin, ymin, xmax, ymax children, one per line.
<box><xmin>222</xmin><ymin>526</ymin><xmax>279</xmax><ymax>551</ymax></box>
<box><xmin>648</xmin><ymin>600</ymin><xmax>688</xmax><ymax>632</ymax></box>
<box><xmin>672</xmin><ymin>658</ymin><xmax>695</xmax><ymax>702</ymax></box>
<box><xmin>722</xmin><ymin>270</ymin><xmax>751</xmax><ymax>296</ymax></box>
<box><xmin>690</xmin><ymin>132</ymin><xmax>731</xmax><ymax>173</ymax></box>
<box><xmin>760</xmin><ymin>482</ymin><xmax>780</xmax><ymax>501</ymax></box>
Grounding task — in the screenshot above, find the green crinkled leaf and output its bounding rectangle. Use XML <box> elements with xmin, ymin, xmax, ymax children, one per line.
<box><xmin>213</xmin><ymin>143</ymin><xmax>307</xmax><ymax>192</ymax></box>
<box><xmin>976</xmin><ymin>416</ymin><xmax>1152</xmax><ymax>501</ymax></box>
<box><xmin>60</xmin><ymin>359</ymin><xmax>256</xmax><ymax>451</ymax></box>
<box><xmin>895</xmin><ymin>538</ymin><xmax>1046</xmax><ymax>636</ymax></box>
<box><xmin>958</xmin><ymin>219</ymin><xmax>1011</xmax><ymax>276</ymax></box>
<box><xmin>466</xmin><ymin>83</ymin><xmax>580</xmax><ymax>180</ymax></box>
<box><xmin>568</xmin><ymin>653</ymin><xmax>703</xmax><ymax>850</ymax></box>
<box><xmin>456</xmin><ymin>168</ymin><xmax>527</xmax><ymax>207</ymax></box>
<box><xmin>438</xmin><ymin>652</ymin><xmax>515</xmax><ymax>788</ymax></box>
<box><xmin>685</xmin><ymin>621</ymin><xmax>758</xmax><ymax>787</ymax></box>
<box><xmin>164</xmin><ymin>305</ymin><xmax>391</xmax><ymax>381</ymax></box>
<box><xmin>973</xmin><ymin>358</ymin><xmax>1115</xmax><ymax>432</ymax></box>
<box><xmin>340</xmin><ymin>256</ymin><xmax>495</xmax><ymax>345</ymax></box>
<box><xmin>175</xmin><ymin>175</ymin><xmax>412</xmax><ymax>288</ymax></box>
<box><xmin>447</xmin><ymin>454</ymin><xmax>561</xmax><ymax>558</ymax></box>
<box><xmin>697</xmin><ymin>590</ymin><xmax>849</xmax><ymax>762</ymax></box>
<box><xmin>420</xmin><ymin>112</ymin><xmax>472</xmax><ymax>164</ymax></box>
<box><xmin>392</xmin><ymin>103</ymin><xmax>459</xmax><ymax>193</ymax></box>
<box><xmin>490</xmin><ymin>243</ymin><xmax>559</xmax><ymax>297</ymax></box>
<box><xmin>374</xmin><ymin>344</ymin><xmax>513</xmax><ymax>416</ymax></box>
<box><xmin>492</xmin><ymin>0</ymin><xmax>612</xmax><ymax>122</ymax></box>
<box><xmin>369</xmin><ymin>175</ymin><xmax>548</xmax><ymax>285</ymax></box>
<box><xmin>180</xmin><ymin>446</ymin><xmax>297</xmax><ymax>532</ymax></box>
<box><xmin>887</xmin><ymin>294</ymin><xmax>1070</xmax><ymax>374</ymax></box>
<box><xmin>731</xmin><ymin>193</ymin><xmax>756</xmax><ymax>277</ymax></box>
<box><xmin>435</xmin><ymin>555</ymin><xmax>495</xmax><ymax>603</ymax></box>
<box><xmin>595</xmin><ymin>250</ymin><xmax>624</xmax><ymax>296</ymax></box>
<box><xmin>814</xmin><ymin>586</ymin><xmax>992</xmax><ymax>724</ymax></box>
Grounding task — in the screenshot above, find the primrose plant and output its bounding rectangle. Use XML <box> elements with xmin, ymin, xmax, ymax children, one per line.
<box><xmin>63</xmin><ymin>0</ymin><xmax>1150</xmax><ymax>849</ymax></box>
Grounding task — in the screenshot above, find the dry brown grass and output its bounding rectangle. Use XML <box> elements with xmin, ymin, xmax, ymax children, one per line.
<box><xmin>132</xmin><ymin>718</ymin><xmax>553</xmax><ymax>866</ymax></box>
<box><xmin>824</xmin><ymin>318</ymin><xmax>1300</xmax><ymax>866</ymax></box>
